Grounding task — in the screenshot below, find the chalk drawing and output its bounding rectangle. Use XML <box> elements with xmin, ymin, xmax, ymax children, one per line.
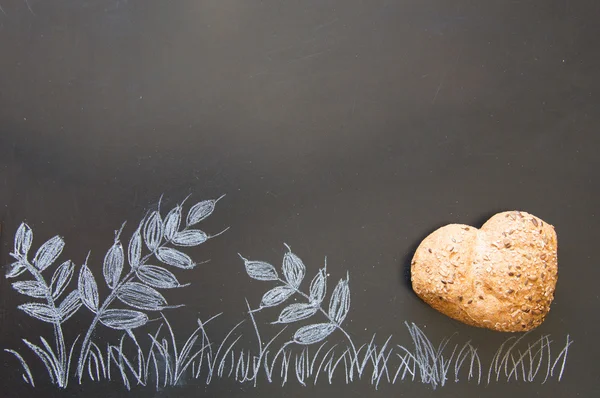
<box><xmin>3</xmin><ymin>197</ymin><xmax>572</xmax><ymax>389</ymax></box>
<box><xmin>4</xmin><ymin>195</ymin><xmax>226</xmax><ymax>388</ymax></box>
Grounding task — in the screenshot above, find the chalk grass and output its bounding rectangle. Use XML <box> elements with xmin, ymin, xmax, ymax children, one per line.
<box><xmin>63</xmin><ymin>316</ymin><xmax>571</xmax><ymax>389</ymax></box>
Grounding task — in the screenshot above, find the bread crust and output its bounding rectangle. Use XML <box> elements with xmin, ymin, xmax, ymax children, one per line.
<box><xmin>410</xmin><ymin>211</ymin><xmax>558</xmax><ymax>332</ymax></box>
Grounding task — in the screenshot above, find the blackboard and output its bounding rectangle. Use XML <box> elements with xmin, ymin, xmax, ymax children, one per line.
<box><xmin>1</xmin><ymin>1</ymin><xmax>598</xmax><ymax>397</ymax></box>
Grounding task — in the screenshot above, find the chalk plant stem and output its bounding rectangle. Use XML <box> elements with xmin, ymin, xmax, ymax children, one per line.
<box><xmin>77</xmin><ymin>243</ymin><xmax>159</xmax><ymax>381</ymax></box>
<box><xmin>77</xmin><ymin>269</ymin><xmax>135</xmax><ymax>381</ymax></box>
<box><xmin>21</xmin><ymin>258</ymin><xmax>68</xmax><ymax>387</ymax></box>
<box><xmin>275</xmin><ymin>277</ymin><xmax>358</xmax><ymax>357</ymax></box>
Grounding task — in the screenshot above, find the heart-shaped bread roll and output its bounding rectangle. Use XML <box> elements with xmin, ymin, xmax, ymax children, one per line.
<box><xmin>411</xmin><ymin>211</ymin><xmax>558</xmax><ymax>332</ymax></box>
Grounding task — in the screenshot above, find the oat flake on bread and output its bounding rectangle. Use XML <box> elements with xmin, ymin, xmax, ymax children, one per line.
<box><xmin>410</xmin><ymin>211</ymin><xmax>558</xmax><ymax>332</ymax></box>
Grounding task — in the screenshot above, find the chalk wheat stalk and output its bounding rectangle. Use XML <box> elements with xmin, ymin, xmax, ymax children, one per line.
<box><xmin>5</xmin><ymin>223</ymin><xmax>79</xmax><ymax>387</ymax></box>
<box><xmin>76</xmin><ymin>195</ymin><xmax>226</xmax><ymax>382</ymax></box>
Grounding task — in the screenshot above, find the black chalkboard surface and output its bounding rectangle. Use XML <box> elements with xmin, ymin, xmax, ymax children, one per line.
<box><xmin>1</xmin><ymin>1</ymin><xmax>599</xmax><ymax>397</ymax></box>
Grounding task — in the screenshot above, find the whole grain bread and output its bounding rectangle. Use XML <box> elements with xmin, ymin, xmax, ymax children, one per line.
<box><xmin>410</xmin><ymin>211</ymin><xmax>558</xmax><ymax>332</ymax></box>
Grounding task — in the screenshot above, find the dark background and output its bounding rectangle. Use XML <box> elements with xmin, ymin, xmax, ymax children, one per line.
<box><xmin>1</xmin><ymin>0</ymin><xmax>598</xmax><ymax>397</ymax></box>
